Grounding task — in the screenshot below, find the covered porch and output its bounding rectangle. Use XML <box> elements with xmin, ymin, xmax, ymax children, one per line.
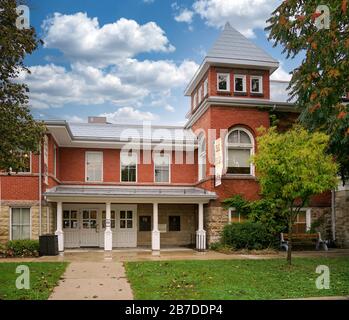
<box><xmin>44</xmin><ymin>186</ymin><xmax>216</xmax><ymax>252</ymax></box>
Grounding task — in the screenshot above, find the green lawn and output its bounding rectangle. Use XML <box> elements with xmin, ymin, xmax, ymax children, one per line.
<box><xmin>125</xmin><ymin>257</ymin><xmax>349</xmax><ymax>300</ymax></box>
<box><xmin>0</xmin><ymin>262</ymin><xmax>68</xmax><ymax>300</ymax></box>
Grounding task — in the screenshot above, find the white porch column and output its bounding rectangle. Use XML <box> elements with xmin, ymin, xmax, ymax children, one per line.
<box><xmin>152</xmin><ymin>203</ymin><xmax>160</xmax><ymax>251</ymax></box>
<box><xmin>104</xmin><ymin>202</ymin><xmax>113</xmax><ymax>251</ymax></box>
<box><xmin>55</xmin><ymin>201</ymin><xmax>64</xmax><ymax>252</ymax></box>
<box><xmin>196</xmin><ymin>203</ymin><xmax>206</xmax><ymax>251</ymax></box>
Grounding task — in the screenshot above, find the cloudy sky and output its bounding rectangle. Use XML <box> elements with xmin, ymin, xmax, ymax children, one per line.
<box><xmin>22</xmin><ymin>0</ymin><xmax>300</xmax><ymax>125</ymax></box>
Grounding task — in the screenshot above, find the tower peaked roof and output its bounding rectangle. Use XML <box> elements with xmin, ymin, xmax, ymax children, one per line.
<box><xmin>207</xmin><ymin>22</ymin><xmax>278</xmax><ymax>65</ymax></box>
<box><xmin>184</xmin><ymin>23</ymin><xmax>279</xmax><ymax>96</ymax></box>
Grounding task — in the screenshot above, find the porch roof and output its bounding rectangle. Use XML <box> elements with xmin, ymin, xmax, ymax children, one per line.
<box><xmin>44</xmin><ymin>185</ymin><xmax>217</xmax><ymax>203</ymax></box>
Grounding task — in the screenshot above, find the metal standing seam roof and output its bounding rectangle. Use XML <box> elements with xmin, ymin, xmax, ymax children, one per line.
<box><xmin>44</xmin><ymin>186</ymin><xmax>217</xmax><ymax>198</ymax></box>
<box><xmin>207</xmin><ymin>22</ymin><xmax>279</xmax><ymax>65</ymax></box>
<box><xmin>67</xmin><ymin>122</ymin><xmax>197</xmax><ymax>142</ymax></box>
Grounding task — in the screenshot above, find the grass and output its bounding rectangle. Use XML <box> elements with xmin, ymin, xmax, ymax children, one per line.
<box><xmin>125</xmin><ymin>257</ymin><xmax>349</xmax><ymax>300</ymax></box>
<box><xmin>0</xmin><ymin>262</ymin><xmax>68</xmax><ymax>300</ymax></box>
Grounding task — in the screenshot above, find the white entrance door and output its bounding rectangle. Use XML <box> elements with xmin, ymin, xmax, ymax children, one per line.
<box><xmin>80</xmin><ymin>209</ymin><xmax>99</xmax><ymax>247</ymax></box>
<box><xmin>114</xmin><ymin>206</ymin><xmax>137</xmax><ymax>247</ymax></box>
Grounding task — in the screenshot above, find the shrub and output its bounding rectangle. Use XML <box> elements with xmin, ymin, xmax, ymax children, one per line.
<box><xmin>2</xmin><ymin>240</ymin><xmax>39</xmax><ymax>257</ymax></box>
<box><xmin>221</xmin><ymin>222</ymin><xmax>275</xmax><ymax>250</ymax></box>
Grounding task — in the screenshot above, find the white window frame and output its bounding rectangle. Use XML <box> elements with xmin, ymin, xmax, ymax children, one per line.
<box><xmin>153</xmin><ymin>153</ymin><xmax>171</xmax><ymax>183</ymax></box>
<box><xmin>250</xmin><ymin>75</ymin><xmax>263</xmax><ymax>94</ymax></box>
<box><xmin>120</xmin><ymin>151</ymin><xmax>138</xmax><ymax>183</ymax></box>
<box><xmin>53</xmin><ymin>145</ymin><xmax>57</xmax><ymax>177</ymax></box>
<box><xmin>296</xmin><ymin>208</ymin><xmax>312</xmax><ymax>232</ymax></box>
<box><xmin>234</xmin><ymin>74</ymin><xmax>247</xmax><ymax>93</ymax></box>
<box><xmin>204</xmin><ymin>78</ymin><xmax>208</xmax><ymax>96</ymax></box>
<box><xmin>217</xmin><ymin>73</ymin><xmax>230</xmax><ymax>92</ymax></box>
<box><xmin>198</xmin><ymin>134</ymin><xmax>206</xmax><ymax>181</ymax></box>
<box><xmin>10</xmin><ymin>207</ymin><xmax>32</xmax><ymax>240</ymax></box>
<box><xmin>198</xmin><ymin>86</ymin><xmax>203</xmax><ymax>104</ymax></box>
<box><xmin>225</xmin><ymin>127</ymin><xmax>255</xmax><ymax>176</ymax></box>
<box><xmin>228</xmin><ymin>207</ymin><xmax>241</xmax><ymax>224</ymax></box>
<box><xmin>85</xmin><ymin>151</ymin><xmax>103</xmax><ymax>182</ymax></box>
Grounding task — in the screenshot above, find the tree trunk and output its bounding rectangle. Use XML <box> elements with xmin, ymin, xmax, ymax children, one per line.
<box><xmin>287</xmin><ymin>218</ymin><xmax>293</xmax><ymax>265</ymax></box>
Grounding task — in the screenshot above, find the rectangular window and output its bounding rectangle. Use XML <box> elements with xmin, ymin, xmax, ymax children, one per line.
<box><xmin>228</xmin><ymin>208</ymin><xmax>245</xmax><ymax>223</ymax></box>
<box><xmin>154</xmin><ymin>154</ymin><xmax>170</xmax><ymax>183</ymax></box>
<box><xmin>120</xmin><ymin>210</ymin><xmax>133</xmax><ymax>229</ymax></box>
<box><xmin>251</xmin><ymin>76</ymin><xmax>263</xmax><ymax>94</ymax></box>
<box><xmin>139</xmin><ymin>216</ymin><xmax>151</xmax><ymax>231</ymax></box>
<box><xmin>63</xmin><ymin>210</ymin><xmax>78</xmax><ymax>229</ymax></box>
<box><xmin>11</xmin><ymin>208</ymin><xmax>30</xmax><ymax>240</ymax></box>
<box><xmin>227</xmin><ymin>149</ymin><xmax>251</xmax><ymax>174</ymax></box>
<box><xmin>121</xmin><ymin>152</ymin><xmax>137</xmax><ymax>182</ymax></box>
<box><xmin>204</xmin><ymin>78</ymin><xmax>208</xmax><ymax>96</ymax></box>
<box><xmin>293</xmin><ymin>211</ymin><xmax>307</xmax><ymax>233</ymax></box>
<box><xmin>53</xmin><ymin>145</ymin><xmax>57</xmax><ymax>177</ymax></box>
<box><xmin>193</xmin><ymin>92</ymin><xmax>197</xmax><ymax>109</ymax></box>
<box><xmin>169</xmin><ymin>216</ymin><xmax>181</xmax><ymax>231</ymax></box>
<box><xmin>86</xmin><ymin>152</ymin><xmax>103</xmax><ymax>182</ymax></box>
<box><xmin>217</xmin><ymin>73</ymin><xmax>230</xmax><ymax>91</ymax></box>
<box><xmin>198</xmin><ymin>86</ymin><xmax>203</xmax><ymax>104</ymax></box>
<box><xmin>234</xmin><ymin>75</ymin><xmax>246</xmax><ymax>93</ymax></box>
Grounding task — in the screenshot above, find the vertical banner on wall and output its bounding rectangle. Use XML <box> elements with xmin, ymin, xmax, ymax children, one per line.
<box><xmin>43</xmin><ymin>135</ymin><xmax>49</xmax><ymax>185</ymax></box>
<box><xmin>214</xmin><ymin>138</ymin><xmax>223</xmax><ymax>187</ymax></box>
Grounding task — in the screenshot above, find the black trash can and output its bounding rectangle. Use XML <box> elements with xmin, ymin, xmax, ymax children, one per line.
<box><xmin>39</xmin><ymin>234</ymin><xmax>59</xmax><ymax>256</ymax></box>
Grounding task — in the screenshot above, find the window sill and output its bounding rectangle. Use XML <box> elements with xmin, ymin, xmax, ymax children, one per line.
<box><xmin>250</xmin><ymin>92</ymin><xmax>264</xmax><ymax>97</ymax></box>
<box><xmin>224</xmin><ymin>174</ymin><xmax>256</xmax><ymax>180</ymax></box>
<box><xmin>234</xmin><ymin>92</ymin><xmax>247</xmax><ymax>96</ymax></box>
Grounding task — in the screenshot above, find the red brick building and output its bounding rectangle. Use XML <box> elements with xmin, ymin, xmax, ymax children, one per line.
<box><xmin>0</xmin><ymin>23</ymin><xmax>336</xmax><ymax>251</ymax></box>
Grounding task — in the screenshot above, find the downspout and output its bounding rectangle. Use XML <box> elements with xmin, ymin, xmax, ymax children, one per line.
<box><xmin>331</xmin><ymin>189</ymin><xmax>336</xmax><ymax>241</ymax></box>
<box><xmin>39</xmin><ymin>146</ymin><xmax>42</xmax><ymax>236</ymax></box>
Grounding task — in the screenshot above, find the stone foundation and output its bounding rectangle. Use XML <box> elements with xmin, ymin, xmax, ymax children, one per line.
<box><xmin>335</xmin><ymin>187</ymin><xmax>349</xmax><ymax>248</ymax></box>
<box><xmin>204</xmin><ymin>206</ymin><xmax>229</xmax><ymax>245</ymax></box>
<box><xmin>0</xmin><ymin>201</ymin><xmax>55</xmax><ymax>244</ymax></box>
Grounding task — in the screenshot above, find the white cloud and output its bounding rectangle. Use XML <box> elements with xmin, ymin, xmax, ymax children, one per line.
<box><xmin>100</xmin><ymin>107</ymin><xmax>158</xmax><ymax>123</ymax></box>
<box><xmin>271</xmin><ymin>64</ymin><xmax>292</xmax><ymax>81</ymax></box>
<box><xmin>164</xmin><ymin>104</ymin><xmax>175</xmax><ymax>112</ymax></box>
<box><xmin>143</xmin><ymin>0</ymin><xmax>155</xmax><ymax>3</ymax></box>
<box><xmin>20</xmin><ymin>58</ymin><xmax>198</xmax><ymax>111</ymax></box>
<box><xmin>117</xmin><ymin>59</ymin><xmax>199</xmax><ymax>91</ymax></box>
<box><xmin>192</xmin><ymin>0</ymin><xmax>281</xmax><ymax>37</ymax></box>
<box><xmin>42</xmin><ymin>13</ymin><xmax>175</xmax><ymax>66</ymax></box>
<box><xmin>19</xmin><ymin>64</ymin><xmax>148</xmax><ymax>109</ymax></box>
<box><xmin>175</xmin><ymin>9</ymin><xmax>194</xmax><ymax>24</ymax></box>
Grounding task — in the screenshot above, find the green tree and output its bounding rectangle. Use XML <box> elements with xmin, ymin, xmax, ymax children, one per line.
<box><xmin>0</xmin><ymin>0</ymin><xmax>45</xmax><ymax>172</ymax></box>
<box><xmin>253</xmin><ymin>126</ymin><xmax>338</xmax><ymax>264</ymax></box>
<box><xmin>266</xmin><ymin>0</ymin><xmax>349</xmax><ymax>184</ymax></box>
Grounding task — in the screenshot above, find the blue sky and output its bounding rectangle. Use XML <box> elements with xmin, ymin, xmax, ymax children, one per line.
<box><xmin>22</xmin><ymin>0</ymin><xmax>299</xmax><ymax>125</ymax></box>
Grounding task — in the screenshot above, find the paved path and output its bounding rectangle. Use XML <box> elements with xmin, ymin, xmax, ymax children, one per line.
<box><xmin>49</xmin><ymin>260</ymin><xmax>133</xmax><ymax>300</ymax></box>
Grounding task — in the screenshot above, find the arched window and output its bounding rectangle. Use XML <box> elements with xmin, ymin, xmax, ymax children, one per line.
<box><xmin>198</xmin><ymin>134</ymin><xmax>206</xmax><ymax>181</ymax></box>
<box><xmin>226</xmin><ymin>128</ymin><xmax>254</xmax><ymax>175</ymax></box>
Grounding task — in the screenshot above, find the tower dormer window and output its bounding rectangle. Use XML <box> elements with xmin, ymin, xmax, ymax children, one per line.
<box><xmin>193</xmin><ymin>92</ymin><xmax>197</xmax><ymax>109</ymax></box>
<box><xmin>217</xmin><ymin>73</ymin><xmax>230</xmax><ymax>92</ymax></box>
<box><xmin>234</xmin><ymin>75</ymin><xmax>246</xmax><ymax>93</ymax></box>
<box><xmin>251</xmin><ymin>76</ymin><xmax>263</xmax><ymax>94</ymax></box>
<box><xmin>198</xmin><ymin>86</ymin><xmax>202</xmax><ymax>104</ymax></box>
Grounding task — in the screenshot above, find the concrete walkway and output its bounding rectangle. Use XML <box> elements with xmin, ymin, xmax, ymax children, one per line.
<box><xmin>49</xmin><ymin>259</ymin><xmax>133</xmax><ymax>300</ymax></box>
